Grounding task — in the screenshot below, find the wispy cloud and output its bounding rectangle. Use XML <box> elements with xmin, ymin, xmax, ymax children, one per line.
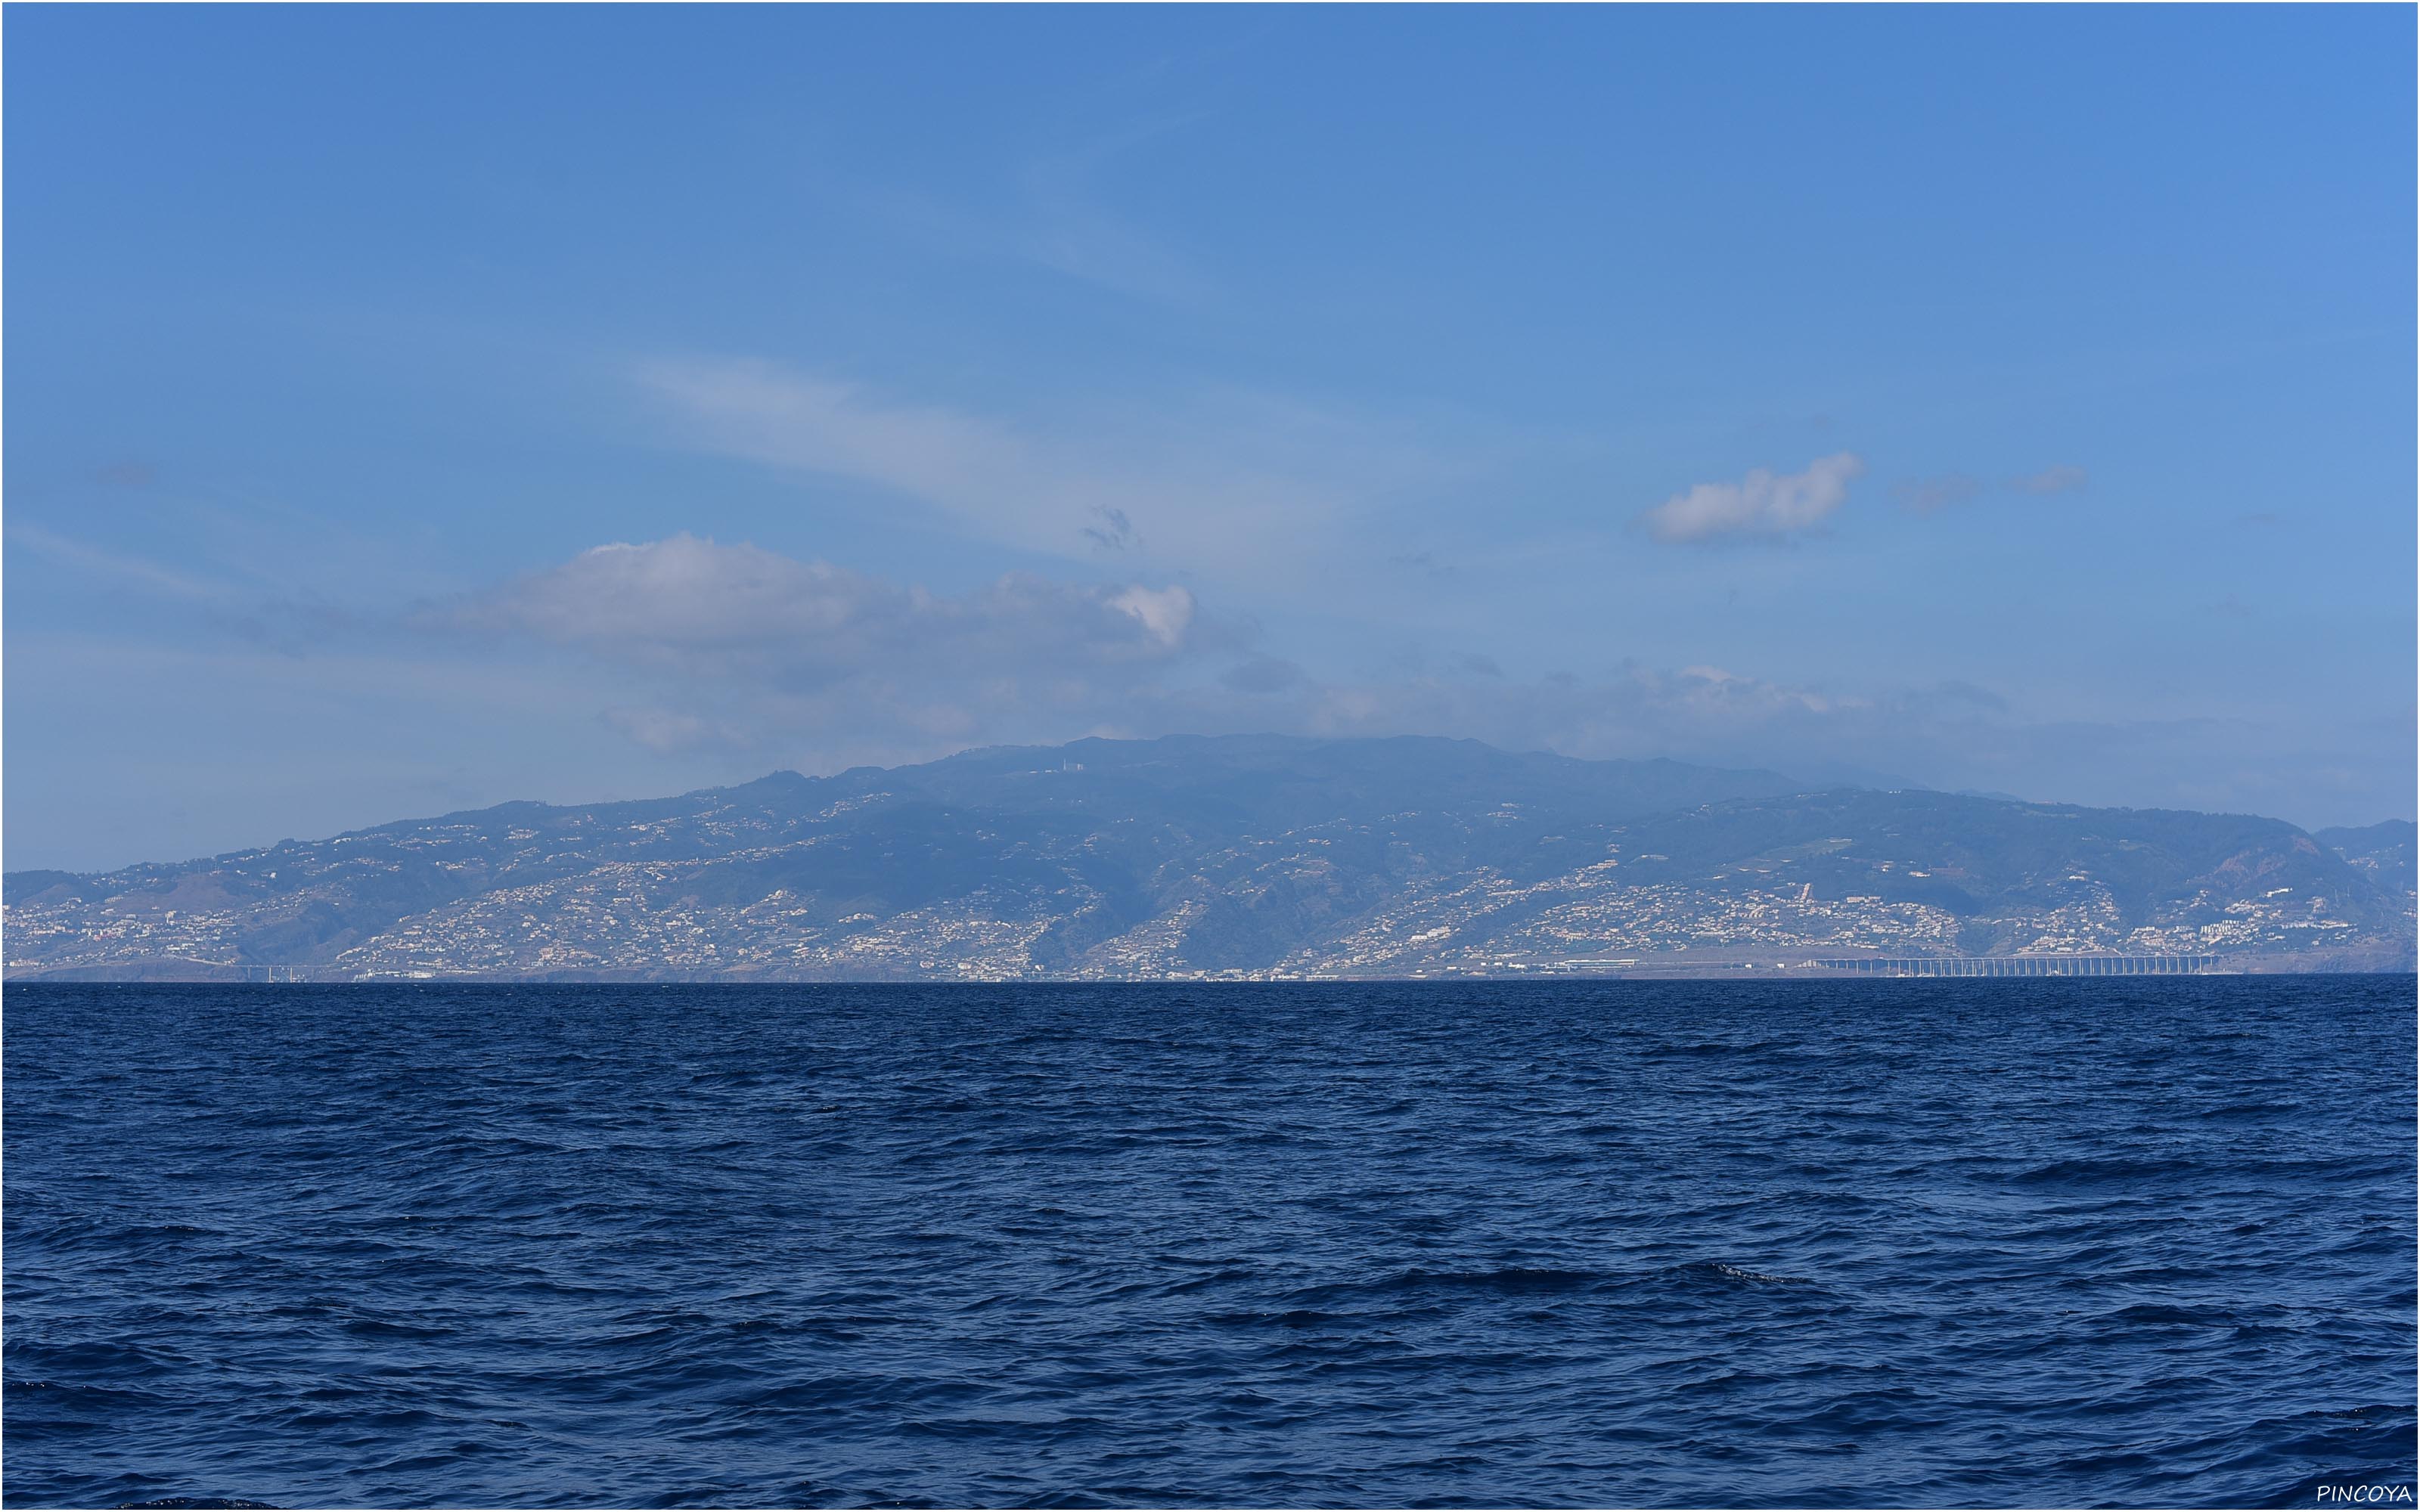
<box><xmin>8</xmin><ymin>523</ymin><xmax>231</xmax><ymax>603</ymax></box>
<box><xmin>1895</xmin><ymin>464</ymin><xmax>2090</xmax><ymax>514</ymax></box>
<box><xmin>1000</xmin><ymin>136</ymin><xmax>1216</xmax><ymax>303</ymax></box>
<box><xmin>1253</xmin><ymin>667</ymin><xmax>2391</xmax><ymax>822</ymax></box>
<box><xmin>856</xmin><ymin>112</ymin><xmax>1218</xmax><ymax>304</ymax></box>
<box><xmin>600</xmin><ymin>705</ymin><xmax>748</xmax><ymax>756</ymax></box>
<box><xmin>92</xmin><ymin>461</ymin><xmax>157</xmax><ymax>489</ymax></box>
<box><xmin>634</xmin><ymin>357</ymin><xmax>1441</xmax><ymax>575</ymax></box>
<box><xmin>1640</xmin><ymin>454</ymin><xmax>1865</xmax><ymax>544</ymax></box>
<box><xmin>1219</xmin><ymin>655</ymin><xmax>1305</xmax><ymax>694</ymax></box>
<box><xmin>2009</xmin><ymin>465</ymin><xmax>2088</xmax><ymax>495</ymax></box>
<box><xmin>1082</xmin><ymin>505</ymin><xmax>1139</xmax><ymax>552</ymax></box>
<box><xmin>1893</xmin><ymin>473</ymin><xmax>1983</xmax><ymax>515</ymax></box>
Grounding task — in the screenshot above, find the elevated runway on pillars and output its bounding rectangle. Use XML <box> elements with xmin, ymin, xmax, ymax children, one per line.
<box><xmin>1814</xmin><ymin>954</ymin><xmax>2220</xmax><ymax>977</ymax></box>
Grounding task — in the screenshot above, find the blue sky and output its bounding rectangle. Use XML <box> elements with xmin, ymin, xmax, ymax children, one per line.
<box><xmin>8</xmin><ymin>5</ymin><xmax>2413</xmax><ymax>870</ymax></box>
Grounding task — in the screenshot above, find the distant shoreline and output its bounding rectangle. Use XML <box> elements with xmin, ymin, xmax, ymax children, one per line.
<box><xmin>9</xmin><ymin>951</ymin><xmax>2412</xmax><ymax>987</ymax></box>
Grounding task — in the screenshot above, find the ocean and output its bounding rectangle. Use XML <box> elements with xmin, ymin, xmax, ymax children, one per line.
<box><xmin>5</xmin><ymin>978</ymin><xmax>2413</xmax><ymax>1508</ymax></box>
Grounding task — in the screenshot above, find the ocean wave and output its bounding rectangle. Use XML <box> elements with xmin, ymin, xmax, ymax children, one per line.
<box><xmin>5</xmin><ymin>976</ymin><xmax>2411</xmax><ymax>1507</ymax></box>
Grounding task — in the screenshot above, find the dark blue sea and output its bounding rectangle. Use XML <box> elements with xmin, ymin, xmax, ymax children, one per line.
<box><xmin>5</xmin><ymin>978</ymin><xmax>2414</xmax><ymax>1508</ymax></box>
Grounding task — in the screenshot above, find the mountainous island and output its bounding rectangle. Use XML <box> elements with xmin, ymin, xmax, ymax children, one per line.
<box><xmin>6</xmin><ymin>736</ymin><xmax>2412</xmax><ymax>981</ymax></box>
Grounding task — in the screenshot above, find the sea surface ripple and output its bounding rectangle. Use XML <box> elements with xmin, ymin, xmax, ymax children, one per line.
<box><xmin>5</xmin><ymin>978</ymin><xmax>2413</xmax><ymax>1507</ymax></box>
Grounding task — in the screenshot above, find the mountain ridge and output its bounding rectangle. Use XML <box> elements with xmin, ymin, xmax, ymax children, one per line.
<box><xmin>6</xmin><ymin>735</ymin><xmax>2412</xmax><ymax>980</ymax></box>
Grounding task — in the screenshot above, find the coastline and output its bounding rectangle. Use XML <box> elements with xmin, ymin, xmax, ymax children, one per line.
<box><xmin>10</xmin><ymin>946</ymin><xmax>2413</xmax><ymax>985</ymax></box>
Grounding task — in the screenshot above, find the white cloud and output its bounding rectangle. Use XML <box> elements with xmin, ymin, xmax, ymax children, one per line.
<box><xmin>1108</xmin><ymin>584</ymin><xmax>1195</xmax><ymax>646</ymax></box>
<box><xmin>443</xmin><ymin>534</ymin><xmax>1202</xmax><ymax>688</ymax></box>
<box><xmin>1641</xmin><ymin>453</ymin><xmax>1866</xmax><ymax>544</ymax></box>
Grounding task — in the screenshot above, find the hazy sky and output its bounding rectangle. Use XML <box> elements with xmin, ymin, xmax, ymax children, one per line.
<box><xmin>8</xmin><ymin>5</ymin><xmax>2414</xmax><ymax>871</ymax></box>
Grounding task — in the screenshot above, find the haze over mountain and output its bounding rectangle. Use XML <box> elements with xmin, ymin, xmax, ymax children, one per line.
<box><xmin>7</xmin><ymin>737</ymin><xmax>2409</xmax><ymax>981</ymax></box>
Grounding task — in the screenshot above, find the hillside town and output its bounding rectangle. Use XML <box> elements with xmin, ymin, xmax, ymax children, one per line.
<box><xmin>8</xmin><ymin>813</ymin><xmax>2400</xmax><ymax>982</ymax></box>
